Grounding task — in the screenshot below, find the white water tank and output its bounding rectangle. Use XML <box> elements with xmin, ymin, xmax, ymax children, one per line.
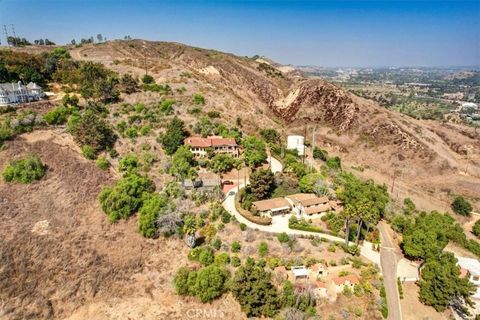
<box><xmin>287</xmin><ymin>135</ymin><xmax>305</xmax><ymax>156</ymax></box>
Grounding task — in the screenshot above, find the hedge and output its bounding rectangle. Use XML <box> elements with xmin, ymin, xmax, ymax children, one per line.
<box><xmin>234</xmin><ymin>191</ymin><xmax>271</xmax><ymax>225</ymax></box>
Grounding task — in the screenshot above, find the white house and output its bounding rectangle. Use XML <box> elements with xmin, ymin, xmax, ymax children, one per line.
<box><xmin>457</xmin><ymin>256</ymin><xmax>480</xmax><ymax>299</ymax></box>
<box><xmin>0</xmin><ymin>81</ymin><xmax>45</xmax><ymax>106</ymax></box>
<box><xmin>286</xmin><ymin>193</ymin><xmax>331</xmax><ymax>217</ymax></box>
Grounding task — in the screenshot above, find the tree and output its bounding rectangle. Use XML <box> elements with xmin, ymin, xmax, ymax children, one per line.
<box><xmin>401</xmin><ymin>211</ymin><xmax>464</xmax><ymax>259</ymax></box>
<box><xmin>242</xmin><ymin>136</ymin><xmax>267</xmax><ymax>167</ymax></box>
<box><xmin>230</xmin><ymin>259</ymin><xmax>280</xmax><ymax>317</ymax></box>
<box><xmin>336</xmin><ymin>173</ymin><xmax>389</xmax><ymax>244</ymax></box>
<box><xmin>96</xmin><ymin>75</ymin><xmax>120</xmax><ymax>103</ymax></box>
<box><xmin>138</xmin><ymin>193</ymin><xmax>169</xmax><ymax>237</ymax></box>
<box><xmin>451</xmin><ymin>196</ymin><xmax>473</xmax><ymax>217</ymax></box>
<box><xmin>120</xmin><ymin>73</ymin><xmax>139</xmax><ymax>94</ymax></box>
<box><xmin>299</xmin><ymin>172</ymin><xmax>328</xmax><ymax>196</ymax></box>
<box><xmin>169</xmin><ymin>146</ymin><xmax>196</xmax><ymax>180</ymax></box>
<box><xmin>174</xmin><ymin>265</ymin><xmax>229</xmax><ymax>303</ymax></box>
<box><xmin>183</xmin><ymin>215</ymin><xmax>198</xmax><ymax>248</ymax></box>
<box><xmin>473</xmin><ymin>219</ymin><xmax>480</xmax><ymax>238</ymax></box>
<box><xmin>249</xmin><ymin>168</ymin><xmax>274</xmax><ymax>200</ymax></box>
<box><xmin>98</xmin><ymin>173</ymin><xmax>155</xmax><ymax>223</ymax></box>
<box><xmin>419</xmin><ymin>252</ymin><xmax>475</xmax><ymax>312</ymax></box>
<box><xmin>260</xmin><ymin>128</ymin><xmax>280</xmax><ymax>144</ymax></box>
<box><xmin>69</xmin><ymin>109</ymin><xmax>116</xmax><ymax>153</ymax></box>
<box><xmin>96</xmin><ymin>34</ymin><xmax>104</xmax><ymax>43</ymax></box>
<box><xmin>209</xmin><ymin>154</ymin><xmax>235</xmax><ymax>174</ymax></box>
<box><xmin>2</xmin><ymin>154</ymin><xmax>45</xmax><ymax>183</ymax></box>
<box><xmin>161</xmin><ymin>116</ymin><xmax>187</xmax><ymax>155</ymax></box>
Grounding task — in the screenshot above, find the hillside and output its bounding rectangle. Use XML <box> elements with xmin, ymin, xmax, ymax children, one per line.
<box><xmin>1</xmin><ymin>40</ymin><xmax>478</xmax><ymax>319</ymax></box>
<box><xmin>70</xmin><ymin>40</ymin><xmax>480</xmax><ymax>210</ymax></box>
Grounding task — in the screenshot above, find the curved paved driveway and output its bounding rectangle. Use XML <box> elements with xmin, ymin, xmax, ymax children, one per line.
<box><xmin>223</xmin><ymin>186</ymin><xmax>380</xmax><ymax>265</ymax></box>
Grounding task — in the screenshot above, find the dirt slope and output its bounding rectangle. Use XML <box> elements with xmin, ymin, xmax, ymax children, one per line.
<box><xmin>70</xmin><ymin>40</ymin><xmax>480</xmax><ymax>210</ymax></box>
<box><xmin>0</xmin><ymin>131</ymin><xmax>246</xmax><ymax>320</ymax></box>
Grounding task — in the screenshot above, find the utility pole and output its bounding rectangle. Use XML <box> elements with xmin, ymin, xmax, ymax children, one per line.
<box><xmin>302</xmin><ymin>126</ymin><xmax>307</xmax><ymax>164</ymax></box>
<box><xmin>10</xmin><ymin>24</ymin><xmax>16</xmax><ymax>39</ymax></box>
<box><xmin>142</xmin><ymin>42</ymin><xmax>148</xmax><ymax>76</ymax></box>
<box><xmin>310</xmin><ymin>126</ymin><xmax>316</xmax><ymax>171</ymax></box>
<box><xmin>3</xmin><ymin>25</ymin><xmax>10</xmax><ymax>48</ymax></box>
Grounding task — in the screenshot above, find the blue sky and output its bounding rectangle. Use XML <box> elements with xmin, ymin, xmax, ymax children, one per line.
<box><xmin>0</xmin><ymin>0</ymin><xmax>479</xmax><ymax>67</ymax></box>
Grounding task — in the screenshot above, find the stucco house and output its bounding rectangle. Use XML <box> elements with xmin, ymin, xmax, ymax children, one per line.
<box><xmin>286</xmin><ymin>193</ymin><xmax>331</xmax><ymax>217</ymax></box>
<box><xmin>332</xmin><ymin>275</ymin><xmax>359</xmax><ymax>293</ymax></box>
<box><xmin>0</xmin><ymin>81</ymin><xmax>44</xmax><ymax>106</ymax></box>
<box><xmin>184</xmin><ymin>136</ymin><xmax>239</xmax><ymax>158</ymax></box>
<box><xmin>252</xmin><ymin>197</ymin><xmax>291</xmax><ymax>217</ymax></box>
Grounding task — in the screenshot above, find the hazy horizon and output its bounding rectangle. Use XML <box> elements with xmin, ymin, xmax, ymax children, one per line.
<box><xmin>0</xmin><ymin>0</ymin><xmax>479</xmax><ymax>67</ymax></box>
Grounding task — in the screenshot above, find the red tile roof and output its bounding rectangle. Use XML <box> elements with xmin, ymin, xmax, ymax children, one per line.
<box><xmin>300</xmin><ymin>196</ymin><xmax>329</xmax><ymax>207</ymax></box>
<box><xmin>184</xmin><ymin>136</ymin><xmax>237</xmax><ymax>148</ymax></box>
<box><xmin>332</xmin><ymin>275</ymin><xmax>359</xmax><ymax>286</ymax></box>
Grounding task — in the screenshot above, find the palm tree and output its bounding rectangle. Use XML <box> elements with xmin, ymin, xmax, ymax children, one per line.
<box><xmin>340</xmin><ymin>204</ymin><xmax>356</xmax><ymax>245</ymax></box>
<box><xmin>183</xmin><ymin>215</ymin><xmax>197</xmax><ymax>248</ymax></box>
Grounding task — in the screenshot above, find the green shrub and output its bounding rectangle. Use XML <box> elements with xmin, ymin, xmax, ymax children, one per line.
<box><xmin>81</xmin><ymin>145</ymin><xmax>97</xmax><ymax>159</ymax></box>
<box><xmin>199</xmin><ymin>247</ymin><xmax>215</xmax><ymax>266</ymax></box>
<box><xmin>451</xmin><ymin>196</ymin><xmax>473</xmax><ymax>217</ymax></box>
<box><xmin>96</xmin><ymin>156</ymin><xmax>110</xmax><ymax>170</ymax></box>
<box><xmin>258</xmin><ymin>242</ymin><xmax>268</xmax><ymax>257</ymax></box>
<box><xmin>214</xmin><ymin>252</ymin><xmax>230</xmax><ymax>265</ymax></box>
<box><xmin>231</xmin><ymin>255</ymin><xmax>241</xmax><ymax>267</ymax></box>
<box><xmin>212</xmin><ymin>238</ymin><xmax>222</xmax><ymax>250</ymax></box>
<box><xmin>43</xmin><ymin>106</ymin><xmax>73</xmax><ymax>125</ymax></box>
<box><xmin>240</xmin><ymin>223</ymin><xmax>247</xmax><ymax>231</ymax></box>
<box><xmin>193</xmin><ymin>93</ymin><xmax>205</xmax><ymax>105</ymax></box>
<box><xmin>326</xmin><ymin>156</ymin><xmax>341</xmax><ymax>170</ymax></box>
<box><xmin>119</xmin><ymin>154</ymin><xmax>140</xmax><ymax>173</ymax></box>
<box><xmin>142</xmin><ymin>74</ymin><xmax>155</xmax><ymax>84</ymax></box>
<box><xmin>138</xmin><ymin>193</ymin><xmax>169</xmax><ymax>237</ymax></box>
<box><xmin>98</xmin><ymin>173</ymin><xmax>155</xmax><ymax>223</ymax></box>
<box><xmin>2</xmin><ymin>154</ymin><xmax>45</xmax><ymax>183</ymax></box>
<box><xmin>473</xmin><ymin>220</ymin><xmax>480</xmax><ymax>238</ymax></box>
<box><xmin>277</xmin><ymin>232</ymin><xmax>290</xmax><ymax>243</ymax></box>
<box><xmin>231</xmin><ymin>241</ymin><xmax>241</xmax><ymax>253</ymax></box>
<box><xmin>173</xmin><ymin>265</ymin><xmax>229</xmax><ymax>303</ymax></box>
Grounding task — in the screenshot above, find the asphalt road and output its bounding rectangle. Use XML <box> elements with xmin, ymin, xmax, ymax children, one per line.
<box><xmin>379</xmin><ymin>222</ymin><xmax>403</xmax><ymax>320</ymax></box>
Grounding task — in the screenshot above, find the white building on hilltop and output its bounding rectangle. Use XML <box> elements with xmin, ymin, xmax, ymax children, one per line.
<box><xmin>0</xmin><ymin>81</ymin><xmax>44</xmax><ymax>107</ymax></box>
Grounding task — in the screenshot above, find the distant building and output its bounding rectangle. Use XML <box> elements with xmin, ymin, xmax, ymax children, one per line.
<box><xmin>0</xmin><ymin>81</ymin><xmax>44</xmax><ymax>106</ymax></box>
<box><xmin>252</xmin><ymin>197</ymin><xmax>291</xmax><ymax>217</ymax></box>
<box><xmin>286</xmin><ymin>193</ymin><xmax>331</xmax><ymax>217</ymax></box>
<box><xmin>287</xmin><ymin>135</ymin><xmax>305</xmax><ymax>156</ymax></box>
<box><xmin>184</xmin><ymin>136</ymin><xmax>239</xmax><ymax>158</ymax></box>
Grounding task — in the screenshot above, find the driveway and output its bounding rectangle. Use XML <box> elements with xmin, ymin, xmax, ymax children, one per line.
<box><xmin>223</xmin><ymin>186</ymin><xmax>380</xmax><ymax>265</ymax></box>
<box><xmin>267</xmin><ymin>155</ymin><xmax>283</xmax><ymax>174</ymax></box>
<box><xmin>379</xmin><ymin>221</ymin><xmax>403</xmax><ymax>320</ymax></box>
